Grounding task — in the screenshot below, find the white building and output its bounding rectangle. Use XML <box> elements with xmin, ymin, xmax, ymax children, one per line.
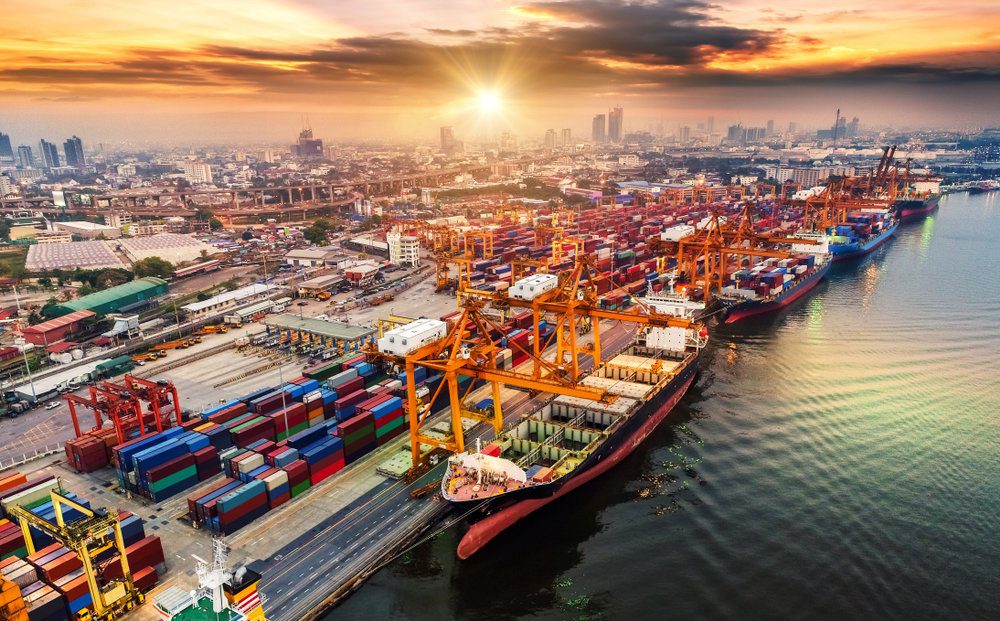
<box><xmin>0</xmin><ymin>173</ymin><xmax>18</xmax><ymax>197</ymax></box>
<box><xmin>116</xmin><ymin>163</ymin><xmax>137</xmax><ymax>177</ymax></box>
<box><xmin>52</xmin><ymin>220</ymin><xmax>121</xmax><ymax>239</ymax></box>
<box><xmin>387</xmin><ymin>232</ymin><xmax>420</xmax><ymax>267</ymax></box>
<box><xmin>285</xmin><ymin>248</ymin><xmax>338</xmax><ymax>268</ymax></box>
<box><xmin>181</xmin><ymin>283</ymin><xmax>276</xmax><ymax>318</ymax></box>
<box><xmin>182</xmin><ymin>160</ymin><xmax>213</xmax><ymax>184</ymax></box>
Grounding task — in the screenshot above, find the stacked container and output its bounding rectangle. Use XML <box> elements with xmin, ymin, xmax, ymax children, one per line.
<box><xmin>338</xmin><ymin>413</ymin><xmax>376</xmax><ymax>464</ymax></box>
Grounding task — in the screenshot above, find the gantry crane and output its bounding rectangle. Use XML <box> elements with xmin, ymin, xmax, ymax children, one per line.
<box><xmin>8</xmin><ymin>490</ymin><xmax>143</xmax><ymax>621</ymax></box>
<box><xmin>64</xmin><ymin>375</ymin><xmax>181</xmax><ymax>444</ymax></box>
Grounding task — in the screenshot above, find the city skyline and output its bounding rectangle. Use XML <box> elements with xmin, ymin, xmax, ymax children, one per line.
<box><xmin>1</xmin><ymin>0</ymin><xmax>998</xmax><ymax>143</ymax></box>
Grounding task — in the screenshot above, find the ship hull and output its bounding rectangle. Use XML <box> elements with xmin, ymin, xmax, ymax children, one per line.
<box><xmin>722</xmin><ymin>261</ymin><xmax>830</xmax><ymax>324</ymax></box>
<box><xmin>454</xmin><ymin>352</ymin><xmax>700</xmax><ymax>559</ymax></box>
<box><xmin>830</xmin><ymin>221</ymin><xmax>899</xmax><ymax>262</ymax></box>
<box><xmin>896</xmin><ymin>196</ymin><xmax>940</xmax><ymax>221</ymax></box>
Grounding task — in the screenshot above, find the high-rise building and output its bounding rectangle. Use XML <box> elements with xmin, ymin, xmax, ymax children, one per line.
<box><xmin>766</xmin><ymin>120</ymin><xmax>775</xmax><ymax>137</ymax></box>
<box><xmin>0</xmin><ymin>133</ymin><xmax>13</xmax><ymax>162</ymax></box>
<box><xmin>544</xmin><ymin>129</ymin><xmax>557</xmax><ymax>149</ymax></box>
<box><xmin>38</xmin><ymin>139</ymin><xmax>60</xmax><ymax>168</ymax></box>
<box><xmin>290</xmin><ymin>128</ymin><xmax>323</xmax><ymax>159</ymax></box>
<box><xmin>561</xmin><ymin>128</ymin><xmax>572</xmax><ymax>146</ymax></box>
<box><xmin>707</xmin><ymin>116</ymin><xmax>715</xmax><ymax>134</ymax></box>
<box><xmin>63</xmin><ymin>135</ymin><xmax>85</xmax><ymax>167</ymax></box>
<box><xmin>788</xmin><ymin>121</ymin><xmax>797</xmax><ymax>134</ymax></box>
<box><xmin>679</xmin><ymin>126</ymin><xmax>691</xmax><ymax>143</ymax></box>
<box><xmin>847</xmin><ymin>117</ymin><xmax>860</xmax><ymax>138</ymax></box>
<box><xmin>727</xmin><ymin>124</ymin><xmax>744</xmax><ymax>145</ymax></box>
<box><xmin>0</xmin><ymin>173</ymin><xmax>17</xmax><ymax>197</ymax></box>
<box><xmin>499</xmin><ymin>131</ymin><xmax>517</xmax><ymax>152</ymax></box>
<box><xmin>182</xmin><ymin>160</ymin><xmax>213</xmax><ymax>184</ymax></box>
<box><xmin>17</xmin><ymin>145</ymin><xmax>34</xmax><ymax>168</ymax></box>
<box><xmin>440</xmin><ymin>126</ymin><xmax>462</xmax><ymax>154</ymax></box>
<box><xmin>608</xmin><ymin>106</ymin><xmax>624</xmax><ymax>143</ymax></box>
<box><xmin>592</xmin><ymin>114</ymin><xmax>606</xmax><ymax>143</ymax></box>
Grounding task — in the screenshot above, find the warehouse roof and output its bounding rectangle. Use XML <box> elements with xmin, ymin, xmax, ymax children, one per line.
<box><xmin>52</xmin><ymin>278</ymin><xmax>168</xmax><ymax>315</ymax></box>
<box><xmin>263</xmin><ymin>314</ymin><xmax>374</xmax><ymax>341</ymax></box>
<box><xmin>299</xmin><ymin>274</ymin><xmax>344</xmax><ymax>289</ymax></box>
<box><xmin>24</xmin><ymin>310</ymin><xmax>95</xmax><ymax>335</ymax></box>
<box><xmin>181</xmin><ymin>283</ymin><xmax>274</xmax><ymax>313</ymax></box>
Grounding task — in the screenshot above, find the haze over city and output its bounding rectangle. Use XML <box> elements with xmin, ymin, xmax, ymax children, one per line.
<box><xmin>2</xmin><ymin>0</ymin><xmax>998</xmax><ymax>144</ymax></box>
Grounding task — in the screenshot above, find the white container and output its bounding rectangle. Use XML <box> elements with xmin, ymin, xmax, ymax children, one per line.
<box><xmin>377</xmin><ymin>318</ymin><xmax>448</xmax><ymax>356</ymax></box>
<box><xmin>509</xmin><ymin>274</ymin><xmax>559</xmax><ymax>301</ymax></box>
<box><xmin>660</xmin><ymin>225</ymin><xmax>695</xmax><ymax>242</ymax></box>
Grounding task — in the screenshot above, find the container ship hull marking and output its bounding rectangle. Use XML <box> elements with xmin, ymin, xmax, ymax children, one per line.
<box><xmin>453</xmin><ymin>353</ymin><xmax>700</xmax><ymax>560</ymax></box>
<box><xmin>723</xmin><ymin>261</ymin><xmax>831</xmax><ymax>324</ymax></box>
<box><xmin>830</xmin><ymin>220</ymin><xmax>899</xmax><ymax>262</ymax></box>
<box><xmin>896</xmin><ymin>196</ymin><xmax>940</xmax><ymax>221</ymax></box>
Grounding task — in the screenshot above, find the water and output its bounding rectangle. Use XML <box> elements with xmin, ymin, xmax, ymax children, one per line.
<box><xmin>330</xmin><ymin>192</ymin><xmax>1000</xmax><ymax>621</ymax></box>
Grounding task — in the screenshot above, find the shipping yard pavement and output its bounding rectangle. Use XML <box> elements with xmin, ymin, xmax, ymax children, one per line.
<box><xmin>0</xmin><ymin>325</ymin><xmax>278</xmax><ymax>465</ymax></box>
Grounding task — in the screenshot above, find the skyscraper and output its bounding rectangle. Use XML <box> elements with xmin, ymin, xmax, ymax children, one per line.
<box><xmin>544</xmin><ymin>129</ymin><xmax>557</xmax><ymax>149</ymax></box>
<box><xmin>766</xmin><ymin>120</ymin><xmax>775</xmax><ymax>137</ymax></box>
<box><xmin>608</xmin><ymin>106</ymin><xmax>624</xmax><ymax>143</ymax></box>
<box><xmin>561</xmin><ymin>128</ymin><xmax>572</xmax><ymax>146</ymax></box>
<box><xmin>63</xmin><ymin>135</ymin><xmax>85</xmax><ymax>167</ymax></box>
<box><xmin>440</xmin><ymin>126</ymin><xmax>462</xmax><ymax>154</ymax></box>
<box><xmin>17</xmin><ymin>145</ymin><xmax>34</xmax><ymax>168</ymax></box>
<box><xmin>0</xmin><ymin>133</ymin><xmax>13</xmax><ymax>162</ymax></box>
<box><xmin>727</xmin><ymin>124</ymin><xmax>744</xmax><ymax>145</ymax></box>
<box><xmin>38</xmin><ymin>139</ymin><xmax>60</xmax><ymax>168</ymax></box>
<box><xmin>707</xmin><ymin>116</ymin><xmax>715</xmax><ymax>134</ymax></box>
<box><xmin>592</xmin><ymin>114</ymin><xmax>606</xmax><ymax>143</ymax></box>
<box><xmin>679</xmin><ymin>126</ymin><xmax>691</xmax><ymax>143</ymax></box>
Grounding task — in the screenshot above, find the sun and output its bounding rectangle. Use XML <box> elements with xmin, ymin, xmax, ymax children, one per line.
<box><xmin>478</xmin><ymin>91</ymin><xmax>502</xmax><ymax>114</ymax></box>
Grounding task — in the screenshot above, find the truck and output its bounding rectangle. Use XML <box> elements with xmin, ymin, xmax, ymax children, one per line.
<box><xmin>223</xmin><ymin>314</ymin><xmax>244</xmax><ymax>327</ymax></box>
<box><xmin>193</xmin><ymin>324</ymin><xmax>229</xmax><ymax>336</ymax></box>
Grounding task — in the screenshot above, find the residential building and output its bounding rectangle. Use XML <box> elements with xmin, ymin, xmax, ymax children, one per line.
<box><xmin>791</xmin><ymin>168</ymin><xmax>823</xmax><ymax>187</ymax></box>
<box><xmin>592</xmin><ymin>114</ymin><xmax>606</xmax><ymax>143</ymax></box>
<box><xmin>544</xmin><ymin>129</ymin><xmax>557</xmax><ymax>149</ymax></box>
<box><xmin>115</xmin><ymin>163</ymin><xmax>136</xmax><ymax>177</ymax></box>
<box><xmin>17</xmin><ymin>145</ymin><xmax>34</xmax><ymax>168</ymax></box>
<box><xmin>38</xmin><ymin>140</ymin><xmax>60</xmax><ymax>168</ymax></box>
<box><xmin>679</xmin><ymin>126</ymin><xmax>691</xmax><ymax>143</ymax></box>
<box><xmin>63</xmin><ymin>136</ymin><xmax>85</xmax><ymax>167</ymax></box>
<box><xmin>440</xmin><ymin>126</ymin><xmax>462</xmax><ymax>154</ymax></box>
<box><xmin>0</xmin><ymin>133</ymin><xmax>13</xmax><ymax>162</ymax></box>
<box><xmin>560</xmin><ymin>128</ymin><xmax>572</xmax><ymax>146</ymax></box>
<box><xmin>182</xmin><ymin>160</ymin><xmax>213</xmax><ymax>184</ymax></box>
<box><xmin>0</xmin><ymin>173</ymin><xmax>17</xmax><ymax>197</ymax></box>
<box><xmin>387</xmin><ymin>232</ymin><xmax>420</xmax><ymax>267</ymax></box>
<box><xmin>608</xmin><ymin>106</ymin><xmax>624</xmax><ymax>143</ymax></box>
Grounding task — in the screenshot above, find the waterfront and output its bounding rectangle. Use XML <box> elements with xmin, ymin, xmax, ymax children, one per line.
<box><xmin>333</xmin><ymin>191</ymin><xmax>999</xmax><ymax>620</ymax></box>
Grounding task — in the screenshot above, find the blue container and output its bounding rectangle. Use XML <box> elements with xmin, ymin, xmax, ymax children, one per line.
<box><xmin>287</xmin><ymin>426</ymin><xmax>327</xmax><ymax>450</ymax></box>
<box><xmin>116</xmin><ymin>428</ymin><xmax>185</xmax><ymax>472</ymax></box>
<box><xmin>320</xmin><ymin>388</ymin><xmax>337</xmax><ymax>404</ymax></box>
<box><xmin>371</xmin><ymin>398</ymin><xmax>404</xmax><ymax>420</ymax></box>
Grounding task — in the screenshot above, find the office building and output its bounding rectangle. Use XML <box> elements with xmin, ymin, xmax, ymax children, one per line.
<box><xmin>387</xmin><ymin>232</ymin><xmax>420</xmax><ymax>267</ymax></box>
<box><xmin>182</xmin><ymin>160</ymin><xmax>213</xmax><ymax>184</ymax></box>
<box><xmin>766</xmin><ymin>120</ymin><xmax>775</xmax><ymax>137</ymax></box>
<box><xmin>707</xmin><ymin>116</ymin><xmax>715</xmax><ymax>134</ymax></box>
<box><xmin>63</xmin><ymin>136</ymin><xmax>85</xmax><ymax>167</ymax></box>
<box><xmin>727</xmin><ymin>124</ymin><xmax>744</xmax><ymax>145</ymax></box>
<box><xmin>0</xmin><ymin>133</ymin><xmax>13</xmax><ymax>162</ymax></box>
<box><xmin>290</xmin><ymin>128</ymin><xmax>323</xmax><ymax>159</ymax></box>
<box><xmin>561</xmin><ymin>128</ymin><xmax>572</xmax><ymax>146</ymax></box>
<box><xmin>608</xmin><ymin>106</ymin><xmax>624</xmax><ymax>143</ymax></box>
<box><xmin>38</xmin><ymin>139</ymin><xmax>60</xmax><ymax>168</ymax></box>
<box><xmin>17</xmin><ymin>145</ymin><xmax>34</xmax><ymax>168</ymax></box>
<box><xmin>544</xmin><ymin>129</ymin><xmax>557</xmax><ymax>149</ymax></box>
<box><xmin>591</xmin><ymin>114</ymin><xmax>606</xmax><ymax>143</ymax></box>
<box><xmin>679</xmin><ymin>126</ymin><xmax>691</xmax><ymax>143</ymax></box>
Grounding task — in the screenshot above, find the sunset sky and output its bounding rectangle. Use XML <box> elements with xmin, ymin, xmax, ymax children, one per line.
<box><xmin>2</xmin><ymin>0</ymin><xmax>998</xmax><ymax>144</ymax></box>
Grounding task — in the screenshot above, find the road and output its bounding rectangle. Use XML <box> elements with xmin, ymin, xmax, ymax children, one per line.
<box><xmin>259</xmin><ymin>321</ymin><xmax>634</xmax><ymax>620</ymax></box>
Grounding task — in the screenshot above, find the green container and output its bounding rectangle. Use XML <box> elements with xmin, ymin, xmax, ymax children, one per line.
<box><xmin>232</xmin><ymin>416</ymin><xmax>266</xmax><ymax>434</ymax></box>
<box><xmin>2</xmin><ymin>546</ymin><xmax>27</xmax><ymax>560</ymax></box>
<box><xmin>375</xmin><ymin>416</ymin><xmax>405</xmax><ymax>437</ymax></box>
<box><xmin>344</xmin><ymin>426</ymin><xmax>375</xmax><ymax>445</ymax></box>
<box><xmin>148</xmin><ymin>465</ymin><xmax>198</xmax><ymax>493</ymax></box>
<box><xmin>291</xmin><ymin>481</ymin><xmax>311</xmax><ymax>497</ymax></box>
<box><xmin>364</xmin><ymin>373</ymin><xmax>389</xmax><ymax>388</ymax></box>
<box><xmin>226</xmin><ymin>412</ymin><xmax>257</xmax><ymax>429</ymax></box>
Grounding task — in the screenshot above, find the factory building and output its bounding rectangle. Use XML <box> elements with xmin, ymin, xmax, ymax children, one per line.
<box><xmin>43</xmin><ymin>277</ymin><xmax>169</xmax><ymax>319</ymax></box>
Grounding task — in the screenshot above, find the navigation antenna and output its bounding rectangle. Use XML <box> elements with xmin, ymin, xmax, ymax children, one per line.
<box><xmin>193</xmin><ymin>538</ymin><xmax>233</xmax><ymax>614</ymax></box>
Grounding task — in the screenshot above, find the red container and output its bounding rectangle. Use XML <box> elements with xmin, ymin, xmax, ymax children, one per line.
<box><xmin>133</xmin><ymin>566</ymin><xmax>158</xmax><ymax>592</ymax></box>
<box><xmin>309</xmin><ymin>457</ymin><xmax>345</xmax><ymax>485</ymax></box>
<box><xmin>187</xmin><ymin>478</ymin><xmax>237</xmax><ymax>518</ymax></box>
<box><xmin>339</xmin><ymin>412</ymin><xmax>374</xmax><ymax>433</ymax></box>
<box><xmin>356</xmin><ymin>394</ymin><xmax>392</xmax><ymax>413</ymax></box>
<box><xmin>218</xmin><ymin>492</ymin><xmax>268</xmax><ymax>527</ymax></box>
<box><xmin>374</xmin><ymin>410</ymin><xmax>404</xmax><ymax>429</ymax></box>
<box><xmin>282</xmin><ymin>460</ymin><xmax>309</xmax><ymax>485</ymax></box>
<box><xmin>233</xmin><ymin>418</ymin><xmax>276</xmax><ymax>448</ymax></box>
<box><xmin>338</xmin><ymin>376</ymin><xmax>365</xmax><ymax>395</ymax></box>
<box><xmin>268</xmin><ymin>492</ymin><xmax>291</xmax><ymax>509</ymax></box>
<box><xmin>102</xmin><ymin>536</ymin><xmax>165</xmax><ymax>581</ymax></box>
<box><xmin>41</xmin><ymin>551</ymin><xmax>82</xmax><ymax>583</ymax></box>
<box><xmin>334</xmin><ymin>390</ymin><xmax>368</xmax><ymax>413</ymax></box>
<box><xmin>207</xmin><ymin>403</ymin><xmax>248</xmax><ymax>425</ymax></box>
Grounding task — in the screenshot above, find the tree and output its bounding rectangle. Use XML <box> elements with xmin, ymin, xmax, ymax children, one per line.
<box><xmin>133</xmin><ymin>256</ymin><xmax>174</xmax><ymax>279</ymax></box>
<box><xmin>0</xmin><ymin>219</ymin><xmax>10</xmax><ymax>241</ymax></box>
<box><xmin>241</xmin><ymin>230</ymin><xmax>254</xmax><ymax>241</ymax></box>
<box><xmin>303</xmin><ymin>218</ymin><xmax>335</xmax><ymax>245</ymax></box>
<box><xmin>209</xmin><ymin>217</ymin><xmax>223</xmax><ymax>231</ymax></box>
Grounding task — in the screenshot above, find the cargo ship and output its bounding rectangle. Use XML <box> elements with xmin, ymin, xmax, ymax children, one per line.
<box><xmin>442</xmin><ymin>308</ymin><xmax>708</xmax><ymax>559</ymax></box>
<box><xmin>154</xmin><ymin>541</ymin><xmax>265</xmax><ymax>621</ymax></box>
<box><xmin>826</xmin><ymin>208</ymin><xmax>898</xmax><ymax>262</ymax></box>
<box><xmin>720</xmin><ymin>235</ymin><xmax>831</xmax><ymax>324</ymax></box>
<box><xmin>894</xmin><ymin>178</ymin><xmax>942</xmax><ymax>221</ymax></box>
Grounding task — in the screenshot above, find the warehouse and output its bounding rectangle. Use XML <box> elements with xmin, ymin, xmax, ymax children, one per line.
<box><xmin>52</xmin><ymin>221</ymin><xmax>121</xmax><ymax>239</ymax></box>
<box><xmin>22</xmin><ymin>310</ymin><xmax>96</xmax><ymax>345</ymax></box>
<box><xmin>25</xmin><ymin>240</ymin><xmax>126</xmax><ymax>271</ymax></box>
<box><xmin>263</xmin><ymin>314</ymin><xmax>374</xmax><ymax>351</ymax></box>
<box><xmin>43</xmin><ymin>277</ymin><xmax>169</xmax><ymax>318</ymax></box>
<box><xmin>297</xmin><ymin>275</ymin><xmax>345</xmax><ymax>298</ymax></box>
<box><xmin>181</xmin><ymin>283</ymin><xmax>277</xmax><ymax>319</ymax></box>
<box><xmin>119</xmin><ymin>233</ymin><xmax>218</xmax><ymax>265</ymax></box>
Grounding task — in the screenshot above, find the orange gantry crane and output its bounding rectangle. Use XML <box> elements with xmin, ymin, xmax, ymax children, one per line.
<box><xmin>391</xmin><ymin>254</ymin><xmax>705</xmax><ymax>472</ymax></box>
<box><xmin>64</xmin><ymin>375</ymin><xmax>181</xmax><ymax>444</ymax></box>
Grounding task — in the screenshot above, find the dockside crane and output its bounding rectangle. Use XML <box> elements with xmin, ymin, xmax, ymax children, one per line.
<box><xmin>8</xmin><ymin>490</ymin><xmax>143</xmax><ymax>621</ymax></box>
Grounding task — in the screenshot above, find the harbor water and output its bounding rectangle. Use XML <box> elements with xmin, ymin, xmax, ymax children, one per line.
<box><xmin>331</xmin><ymin>191</ymin><xmax>999</xmax><ymax>620</ymax></box>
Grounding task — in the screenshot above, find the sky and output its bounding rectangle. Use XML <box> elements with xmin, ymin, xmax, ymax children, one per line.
<box><xmin>1</xmin><ymin>0</ymin><xmax>998</xmax><ymax>145</ymax></box>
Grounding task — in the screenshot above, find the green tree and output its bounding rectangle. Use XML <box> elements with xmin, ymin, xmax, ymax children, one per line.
<box><xmin>133</xmin><ymin>256</ymin><xmax>174</xmax><ymax>279</ymax></box>
<box><xmin>303</xmin><ymin>218</ymin><xmax>334</xmax><ymax>245</ymax></box>
<box><xmin>0</xmin><ymin>219</ymin><xmax>10</xmax><ymax>241</ymax></box>
<box><xmin>209</xmin><ymin>217</ymin><xmax>223</xmax><ymax>230</ymax></box>
<box><xmin>241</xmin><ymin>230</ymin><xmax>254</xmax><ymax>241</ymax></box>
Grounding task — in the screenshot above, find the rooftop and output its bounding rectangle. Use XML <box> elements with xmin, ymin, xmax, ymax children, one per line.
<box><xmin>51</xmin><ymin>277</ymin><xmax>168</xmax><ymax>315</ymax></box>
<box><xmin>181</xmin><ymin>284</ymin><xmax>275</xmax><ymax>313</ymax></box>
<box><xmin>24</xmin><ymin>310</ymin><xmax>96</xmax><ymax>335</ymax></box>
<box><xmin>263</xmin><ymin>314</ymin><xmax>374</xmax><ymax>341</ymax></box>
<box><xmin>55</xmin><ymin>220</ymin><xmax>118</xmax><ymax>231</ymax></box>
